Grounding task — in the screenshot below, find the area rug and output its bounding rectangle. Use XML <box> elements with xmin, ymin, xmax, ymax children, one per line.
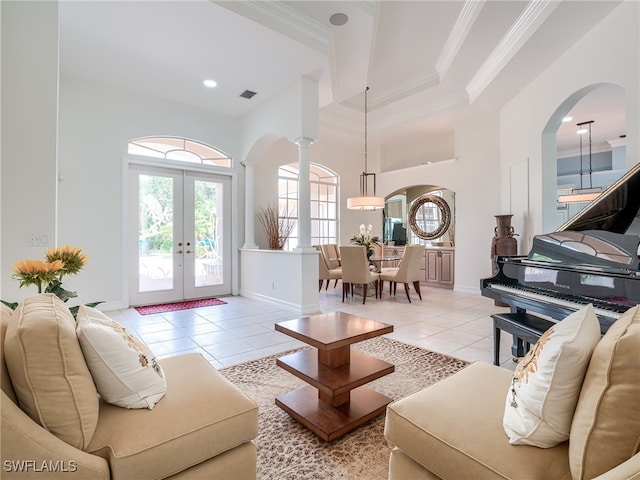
<box><xmin>134</xmin><ymin>297</ymin><xmax>226</xmax><ymax>315</ymax></box>
<box><xmin>219</xmin><ymin>336</ymin><xmax>469</xmax><ymax>480</ymax></box>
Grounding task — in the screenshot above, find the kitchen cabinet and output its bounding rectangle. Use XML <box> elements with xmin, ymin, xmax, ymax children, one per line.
<box><xmin>421</xmin><ymin>247</ymin><xmax>454</xmax><ymax>288</ymax></box>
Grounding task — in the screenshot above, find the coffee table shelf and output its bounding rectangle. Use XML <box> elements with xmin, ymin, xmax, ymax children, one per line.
<box><xmin>276</xmin><ymin>349</ymin><xmax>394</xmax><ymax>398</ymax></box>
<box><xmin>274</xmin><ymin>311</ymin><xmax>394</xmax><ymax>441</ymax></box>
<box><xmin>276</xmin><ymin>385</ymin><xmax>391</xmax><ymax>442</ymax></box>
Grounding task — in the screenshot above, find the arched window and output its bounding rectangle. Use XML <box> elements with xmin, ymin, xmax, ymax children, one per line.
<box><xmin>278</xmin><ymin>163</ymin><xmax>338</xmax><ymax>251</ymax></box>
<box><xmin>128</xmin><ymin>136</ymin><xmax>232</xmax><ymax>168</ymax></box>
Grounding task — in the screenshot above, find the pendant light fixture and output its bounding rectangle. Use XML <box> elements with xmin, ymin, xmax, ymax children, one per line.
<box><xmin>558</xmin><ymin>120</ymin><xmax>603</xmax><ymax>204</ymax></box>
<box><xmin>347</xmin><ymin>87</ymin><xmax>385</xmax><ymax>210</ymax></box>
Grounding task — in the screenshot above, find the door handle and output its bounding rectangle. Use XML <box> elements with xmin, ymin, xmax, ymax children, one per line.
<box><xmin>176</xmin><ymin>250</ymin><xmax>183</xmax><ymax>254</ymax></box>
<box><xmin>186</xmin><ymin>250</ymin><xmax>193</xmax><ymax>254</ymax></box>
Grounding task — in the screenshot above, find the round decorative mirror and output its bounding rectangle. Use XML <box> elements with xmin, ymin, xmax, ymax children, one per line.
<box><xmin>408</xmin><ymin>194</ymin><xmax>452</xmax><ymax>240</ymax></box>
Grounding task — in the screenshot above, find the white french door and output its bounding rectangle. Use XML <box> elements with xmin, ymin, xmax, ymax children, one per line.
<box><xmin>129</xmin><ymin>164</ymin><xmax>231</xmax><ymax>306</ymax></box>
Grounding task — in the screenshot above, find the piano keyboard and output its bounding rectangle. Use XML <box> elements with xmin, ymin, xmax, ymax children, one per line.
<box><xmin>489</xmin><ymin>283</ymin><xmax>624</xmax><ymax>320</ymax></box>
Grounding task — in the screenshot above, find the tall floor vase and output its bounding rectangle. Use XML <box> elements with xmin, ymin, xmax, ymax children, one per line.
<box><xmin>490</xmin><ymin>214</ymin><xmax>518</xmax><ymax>306</ymax></box>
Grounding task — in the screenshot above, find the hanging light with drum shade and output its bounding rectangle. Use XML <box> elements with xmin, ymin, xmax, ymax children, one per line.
<box><xmin>347</xmin><ymin>87</ymin><xmax>385</xmax><ymax>211</ymax></box>
<box><xmin>558</xmin><ymin>120</ymin><xmax>603</xmax><ymax>204</ymax></box>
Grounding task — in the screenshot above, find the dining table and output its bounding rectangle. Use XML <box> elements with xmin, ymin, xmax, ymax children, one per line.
<box><xmin>368</xmin><ymin>255</ymin><xmax>403</xmax><ymax>273</ymax></box>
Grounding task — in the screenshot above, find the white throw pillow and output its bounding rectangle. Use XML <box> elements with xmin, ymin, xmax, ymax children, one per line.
<box><xmin>503</xmin><ymin>304</ymin><xmax>601</xmax><ymax>447</ymax></box>
<box><xmin>76</xmin><ymin>305</ymin><xmax>166</xmax><ymax>409</ymax></box>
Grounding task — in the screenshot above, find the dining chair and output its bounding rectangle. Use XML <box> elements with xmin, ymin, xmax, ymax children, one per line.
<box><xmin>321</xmin><ymin>244</ymin><xmax>341</xmax><ymax>269</ymax></box>
<box><xmin>379</xmin><ymin>244</ymin><xmax>424</xmax><ymax>303</ymax></box>
<box><xmin>314</xmin><ymin>245</ymin><xmax>342</xmax><ymax>291</ymax></box>
<box><xmin>339</xmin><ymin>245</ymin><xmax>380</xmax><ymax>304</ymax></box>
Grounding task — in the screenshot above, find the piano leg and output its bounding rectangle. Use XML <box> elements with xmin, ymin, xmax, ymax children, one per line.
<box><xmin>493</xmin><ymin>325</ymin><xmax>500</xmax><ymax>366</ymax></box>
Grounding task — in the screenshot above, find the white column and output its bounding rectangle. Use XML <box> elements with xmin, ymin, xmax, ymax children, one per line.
<box><xmin>294</xmin><ymin>137</ymin><xmax>315</xmax><ymax>251</ymax></box>
<box><xmin>242</xmin><ymin>161</ymin><xmax>258</xmax><ymax>249</ymax></box>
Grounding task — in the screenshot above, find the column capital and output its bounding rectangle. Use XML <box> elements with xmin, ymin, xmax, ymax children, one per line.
<box><xmin>293</xmin><ymin>137</ymin><xmax>315</xmax><ymax>148</ymax></box>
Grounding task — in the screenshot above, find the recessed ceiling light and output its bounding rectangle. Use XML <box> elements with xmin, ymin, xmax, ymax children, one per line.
<box><xmin>203</xmin><ymin>79</ymin><xmax>218</xmax><ymax>88</ymax></box>
<box><xmin>330</xmin><ymin>13</ymin><xmax>348</xmax><ymax>26</ymax></box>
<box><xmin>562</xmin><ymin>116</ymin><xmax>572</xmax><ymax>122</ymax></box>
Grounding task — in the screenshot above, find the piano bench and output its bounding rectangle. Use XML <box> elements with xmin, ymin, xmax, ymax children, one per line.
<box><xmin>491</xmin><ymin>312</ymin><xmax>556</xmax><ymax>365</ymax></box>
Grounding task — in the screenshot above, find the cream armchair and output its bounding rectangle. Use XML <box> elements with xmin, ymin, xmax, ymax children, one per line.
<box><xmin>384</xmin><ymin>306</ymin><xmax>640</xmax><ymax>480</ymax></box>
<box><xmin>379</xmin><ymin>244</ymin><xmax>424</xmax><ymax>303</ymax></box>
<box><xmin>1</xmin><ymin>300</ymin><xmax>259</xmax><ymax>479</ymax></box>
<box><xmin>339</xmin><ymin>245</ymin><xmax>380</xmax><ymax>304</ymax></box>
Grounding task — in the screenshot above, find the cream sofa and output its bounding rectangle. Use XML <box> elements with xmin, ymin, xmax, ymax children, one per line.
<box><xmin>1</xmin><ymin>298</ymin><xmax>259</xmax><ymax>479</ymax></box>
<box><xmin>384</xmin><ymin>306</ymin><xmax>640</xmax><ymax>480</ymax></box>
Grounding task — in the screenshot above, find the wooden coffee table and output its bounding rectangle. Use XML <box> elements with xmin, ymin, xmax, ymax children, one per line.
<box><xmin>274</xmin><ymin>311</ymin><xmax>394</xmax><ymax>441</ymax></box>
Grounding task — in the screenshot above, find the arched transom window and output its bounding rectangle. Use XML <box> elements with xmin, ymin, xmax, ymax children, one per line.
<box><xmin>128</xmin><ymin>136</ymin><xmax>232</xmax><ymax>168</ymax></box>
<box><xmin>279</xmin><ymin>163</ymin><xmax>339</xmax><ymax>251</ymax></box>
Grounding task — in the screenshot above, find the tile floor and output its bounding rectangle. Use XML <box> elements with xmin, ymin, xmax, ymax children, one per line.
<box><xmin>106</xmin><ymin>285</ymin><xmax>519</xmax><ymax>371</ymax></box>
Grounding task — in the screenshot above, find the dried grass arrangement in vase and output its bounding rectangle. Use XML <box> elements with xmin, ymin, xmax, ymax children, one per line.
<box><xmin>256</xmin><ymin>205</ymin><xmax>295</xmax><ymax>250</ymax></box>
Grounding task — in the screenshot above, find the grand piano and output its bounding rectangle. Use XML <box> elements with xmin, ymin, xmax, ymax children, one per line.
<box><xmin>481</xmin><ymin>162</ymin><xmax>640</xmax><ymax>344</ymax></box>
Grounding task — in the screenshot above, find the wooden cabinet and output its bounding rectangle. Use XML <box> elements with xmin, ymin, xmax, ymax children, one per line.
<box><xmin>421</xmin><ymin>247</ymin><xmax>454</xmax><ymax>289</ymax></box>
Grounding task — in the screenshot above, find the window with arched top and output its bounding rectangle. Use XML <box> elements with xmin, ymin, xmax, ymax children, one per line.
<box><xmin>278</xmin><ymin>163</ymin><xmax>339</xmax><ymax>251</ymax></box>
<box><xmin>128</xmin><ymin>137</ymin><xmax>232</xmax><ymax>168</ymax></box>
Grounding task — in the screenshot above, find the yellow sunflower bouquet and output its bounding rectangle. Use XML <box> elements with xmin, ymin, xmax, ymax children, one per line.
<box><xmin>3</xmin><ymin>245</ymin><xmax>101</xmax><ymax>315</ymax></box>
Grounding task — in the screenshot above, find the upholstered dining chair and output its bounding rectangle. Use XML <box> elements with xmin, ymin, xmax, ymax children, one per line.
<box><xmin>339</xmin><ymin>245</ymin><xmax>380</xmax><ymax>304</ymax></box>
<box><xmin>321</xmin><ymin>244</ymin><xmax>341</xmax><ymax>269</ymax></box>
<box><xmin>379</xmin><ymin>244</ymin><xmax>424</xmax><ymax>303</ymax></box>
<box><xmin>314</xmin><ymin>245</ymin><xmax>342</xmax><ymax>290</ymax></box>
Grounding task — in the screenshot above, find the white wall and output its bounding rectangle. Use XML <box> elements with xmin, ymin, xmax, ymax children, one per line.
<box><xmin>501</xmin><ymin>1</ymin><xmax>639</xmax><ymax>248</ymax></box>
<box><xmin>55</xmin><ymin>76</ymin><xmax>243</xmax><ymax>309</ymax></box>
<box><xmin>240</xmin><ymin>249</ymin><xmax>318</xmax><ymax>314</ymax></box>
<box><xmin>240</xmin><ymin>76</ymin><xmax>319</xmax><ymax>161</ymax></box>
<box><xmin>1</xmin><ymin>2</ymin><xmax>59</xmax><ymax>302</ymax></box>
<box><xmin>380</xmin><ymin>129</ymin><xmax>455</xmax><ymax>172</ymax></box>
<box><xmin>379</xmin><ymin>111</ymin><xmax>502</xmax><ymax>293</ymax></box>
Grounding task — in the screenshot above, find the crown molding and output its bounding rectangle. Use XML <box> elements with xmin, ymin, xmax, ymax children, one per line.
<box><xmin>373</xmin><ymin>92</ymin><xmax>469</xmax><ymax>131</ymax></box>
<box><xmin>321</xmin><ymin>91</ymin><xmax>469</xmax><ymax>136</ymax></box>
<box><xmin>370</xmin><ymin>69</ymin><xmax>441</xmax><ymax>110</ymax></box>
<box><xmin>607</xmin><ymin>138</ymin><xmax>627</xmax><ymax>148</ymax></box>
<box><xmin>213</xmin><ymin>1</ymin><xmax>331</xmax><ymax>53</ymax></box>
<box><xmin>466</xmin><ymin>0</ymin><xmax>559</xmax><ymax>103</ymax></box>
<box><xmin>557</xmin><ymin>144</ymin><xmax>612</xmax><ymax>159</ymax></box>
<box><xmin>435</xmin><ymin>0</ymin><xmax>485</xmax><ymax>79</ymax></box>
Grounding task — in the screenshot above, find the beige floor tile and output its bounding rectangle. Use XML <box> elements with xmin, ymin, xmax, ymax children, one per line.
<box><xmin>112</xmin><ymin>285</ymin><xmax>518</xmax><ymax>371</ymax></box>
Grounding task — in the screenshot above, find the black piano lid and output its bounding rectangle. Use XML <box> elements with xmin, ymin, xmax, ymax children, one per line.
<box><xmin>558</xmin><ymin>161</ymin><xmax>640</xmax><ymax>234</ymax></box>
<box><xmin>529</xmin><ymin>230</ymin><xmax>640</xmax><ymax>270</ymax></box>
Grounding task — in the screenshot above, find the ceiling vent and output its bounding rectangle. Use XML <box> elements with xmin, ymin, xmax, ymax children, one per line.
<box><xmin>240</xmin><ymin>90</ymin><xmax>257</xmax><ymax>99</ymax></box>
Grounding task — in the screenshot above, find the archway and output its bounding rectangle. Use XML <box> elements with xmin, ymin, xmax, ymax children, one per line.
<box><xmin>541</xmin><ymin>83</ymin><xmax>626</xmax><ymax>232</ymax></box>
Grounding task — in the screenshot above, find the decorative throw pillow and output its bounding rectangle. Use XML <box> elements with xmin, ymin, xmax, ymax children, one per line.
<box><xmin>76</xmin><ymin>305</ymin><xmax>166</xmax><ymax>409</ymax></box>
<box><xmin>503</xmin><ymin>304</ymin><xmax>601</xmax><ymax>447</ymax></box>
<box><xmin>569</xmin><ymin>305</ymin><xmax>640</xmax><ymax>480</ymax></box>
<box><xmin>3</xmin><ymin>294</ymin><xmax>99</xmax><ymax>450</ymax></box>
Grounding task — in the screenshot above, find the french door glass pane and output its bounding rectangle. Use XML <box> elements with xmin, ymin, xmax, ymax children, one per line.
<box><xmin>194</xmin><ymin>179</ymin><xmax>223</xmax><ymax>287</ymax></box>
<box><xmin>138</xmin><ymin>174</ymin><xmax>174</xmax><ymax>292</ymax></box>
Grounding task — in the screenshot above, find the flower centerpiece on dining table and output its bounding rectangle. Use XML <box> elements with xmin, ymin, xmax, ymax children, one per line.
<box><xmin>350</xmin><ymin>224</ymin><xmax>380</xmax><ymax>259</ymax></box>
<box><xmin>1</xmin><ymin>245</ymin><xmax>102</xmax><ymax>316</ymax></box>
